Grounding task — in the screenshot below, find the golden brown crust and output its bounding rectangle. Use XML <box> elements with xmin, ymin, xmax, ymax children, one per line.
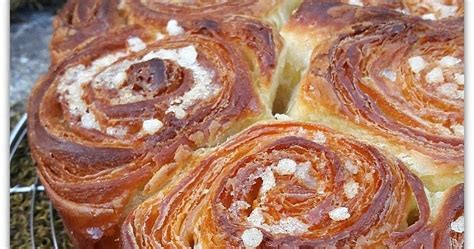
<box><xmin>28</xmin><ymin>17</ymin><xmax>281</xmax><ymax>247</ymax></box>
<box><xmin>50</xmin><ymin>0</ymin><xmax>126</xmax><ymax>65</ymax></box>
<box><xmin>125</xmin><ymin>0</ymin><xmax>272</xmax><ymax>25</ymax></box>
<box><xmin>121</xmin><ymin>0</ymin><xmax>300</xmax><ymax>30</ymax></box>
<box><xmin>121</xmin><ymin>121</ymin><xmax>431</xmax><ymax>248</ymax></box>
<box><xmin>49</xmin><ymin>0</ymin><xmax>298</xmax><ymax>67</ymax></box>
<box><xmin>286</xmin><ymin>0</ymin><xmax>464</xmax><ymax>177</ymax></box>
<box><xmin>287</xmin><ymin>0</ymin><xmax>400</xmax><ymax>30</ymax></box>
<box><xmin>30</xmin><ymin>0</ymin><xmax>464</xmax><ymax>247</ymax></box>
<box><xmin>341</xmin><ymin>0</ymin><xmax>464</xmax><ymax>20</ymax></box>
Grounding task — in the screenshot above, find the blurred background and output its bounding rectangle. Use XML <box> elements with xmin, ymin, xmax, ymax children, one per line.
<box><xmin>10</xmin><ymin>1</ymin><xmax>74</xmax><ymax>248</ymax></box>
<box><xmin>10</xmin><ymin>0</ymin><xmax>63</xmax><ymax>125</ymax></box>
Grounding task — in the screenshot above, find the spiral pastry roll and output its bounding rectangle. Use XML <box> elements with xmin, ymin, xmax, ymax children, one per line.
<box><xmin>122</xmin><ymin>121</ymin><xmax>432</xmax><ymax>248</ymax></box>
<box><xmin>399</xmin><ymin>183</ymin><xmax>464</xmax><ymax>248</ymax></box>
<box><xmin>283</xmin><ymin>1</ymin><xmax>464</xmax><ymax>184</ymax></box>
<box><xmin>50</xmin><ymin>0</ymin><xmax>125</xmax><ymax>65</ymax></box>
<box><xmin>119</xmin><ymin>0</ymin><xmax>302</xmax><ymax>32</ymax></box>
<box><xmin>28</xmin><ymin>16</ymin><xmax>281</xmax><ymax>247</ymax></box>
<box><xmin>274</xmin><ymin>0</ymin><xmax>402</xmax><ymax>112</ymax></box>
<box><xmin>341</xmin><ymin>0</ymin><xmax>464</xmax><ymax>20</ymax></box>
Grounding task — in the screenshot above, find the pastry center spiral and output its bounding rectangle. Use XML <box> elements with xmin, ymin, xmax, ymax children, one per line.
<box><xmin>55</xmin><ymin>38</ymin><xmax>222</xmax><ymax>138</ymax></box>
<box><xmin>126</xmin><ymin>58</ymin><xmax>182</xmax><ymax>95</ymax></box>
<box><xmin>219</xmin><ymin>139</ymin><xmax>339</xmax><ymax>237</ymax></box>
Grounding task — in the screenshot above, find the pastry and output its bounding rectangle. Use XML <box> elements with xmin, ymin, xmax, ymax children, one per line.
<box><xmin>27</xmin><ymin>0</ymin><xmax>465</xmax><ymax>247</ymax></box>
<box><xmin>399</xmin><ymin>183</ymin><xmax>464</xmax><ymax>248</ymax></box>
<box><xmin>122</xmin><ymin>121</ymin><xmax>432</xmax><ymax>248</ymax></box>
<box><xmin>120</xmin><ymin>0</ymin><xmax>302</xmax><ymax>30</ymax></box>
<box><xmin>284</xmin><ymin>0</ymin><xmax>464</xmax><ymax>188</ymax></box>
<box><xmin>50</xmin><ymin>0</ymin><xmax>302</xmax><ymax>65</ymax></box>
<box><xmin>341</xmin><ymin>0</ymin><xmax>464</xmax><ymax>20</ymax></box>
<box><xmin>28</xmin><ymin>16</ymin><xmax>282</xmax><ymax>247</ymax></box>
<box><xmin>50</xmin><ymin>0</ymin><xmax>125</xmax><ymax>64</ymax></box>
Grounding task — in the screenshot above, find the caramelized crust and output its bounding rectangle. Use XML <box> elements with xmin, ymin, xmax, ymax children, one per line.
<box><xmin>285</xmin><ymin>0</ymin><xmax>464</xmax><ymax>180</ymax></box>
<box><xmin>29</xmin><ymin>0</ymin><xmax>465</xmax><ymax>247</ymax></box>
<box><xmin>121</xmin><ymin>0</ymin><xmax>302</xmax><ymax>30</ymax></box>
<box><xmin>50</xmin><ymin>0</ymin><xmax>126</xmax><ymax>64</ymax></box>
<box><xmin>122</xmin><ymin>121</ymin><xmax>430</xmax><ymax>248</ymax></box>
<box><xmin>49</xmin><ymin>0</ymin><xmax>301</xmax><ymax>65</ymax></box>
<box><xmin>28</xmin><ymin>17</ymin><xmax>281</xmax><ymax>247</ymax></box>
<box><xmin>341</xmin><ymin>0</ymin><xmax>464</xmax><ymax>20</ymax></box>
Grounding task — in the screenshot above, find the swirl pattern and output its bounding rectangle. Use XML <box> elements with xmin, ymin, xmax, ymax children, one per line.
<box><xmin>341</xmin><ymin>0</ymin><xmax>464</xmax><ymax>20</ymax></box>
<box><xmin>29</xmin><ymin>0</ymin><xmax>465</xmax><ymax>247</ymax></box>
<box><xmin>284</xmin><ymin>0</ymin><xmax>464</xmax><ymax>179</ymax></box>
<box><xmin>122</xmin><ymin>121</ymin><xmax>430</xmax><ymax>248</ymax></box>
<box><xmin>50</xmin><ymin>0</ymin><xmax>301</xmax><ymax>65</ymax></box>
<box><xmin>28</xmin><ymin>17</ymin><xmax>281</xmax><ymax>247</ymax></box>
<box><xmin>51</xmin><ymin>0</ymin><xmax>125</xmax><ymax>64</ymax></box>
<box><xmin>121</xmin><ymin>0</ymin><xmax>302</xmax><ymax>30</ymax></box>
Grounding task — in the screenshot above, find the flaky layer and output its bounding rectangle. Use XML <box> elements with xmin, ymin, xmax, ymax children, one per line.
<box><xmin>50</xmin><ymin>0</ymin><xmax>125</xmax><ymax>65</ymax></box>
<box><xmin>341</xmin><ymin>0</ymin><xmax>464</xmax><ymax>20</ymax></box>
<box><xmin>122</xmin><ymin>0</ymin><xmax>302</xmax><ymax>30</ymax></box>
<box><xmin>122</xmin><ymin>121</ymin><xmax>432</xmax><ymax>248</ymax></box>
<box><xmin>284</xmin><ymin>0</ymin><xmax>464</xmax><ymax>182</ymax></box>
<box><xmin>32</xmin><ymin>1</ymin><xmax>465</xmax><ymax>247</ymax></box>
<box><xmin>399</xmin><ymin>183</ymin><xmax>464</xmax><ymax>248</ymax></box>
<box><xmin>50</xmin><ymin>0</ymin><xmax>302</xmax><ymax>65</ymax></box>
<box><xmin>28</xmin><ymin>17</ymin><xmax>281</xmax><ymax>247</ymax></box>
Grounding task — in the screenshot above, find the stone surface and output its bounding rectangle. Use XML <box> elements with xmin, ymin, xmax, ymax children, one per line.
<box><xmin>10</xmin><ymin>8</ymin><xmax>54</xmax><ymax>127</ymax></box>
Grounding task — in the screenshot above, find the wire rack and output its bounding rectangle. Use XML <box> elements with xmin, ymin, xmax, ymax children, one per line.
<box><xmin>10</xmin><ymin>114</ymin><xmax>60</xmax><ymax>249</ymax></box>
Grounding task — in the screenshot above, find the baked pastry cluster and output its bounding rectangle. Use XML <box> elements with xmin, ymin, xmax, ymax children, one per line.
<box><xmin>28</xmin><ymin>0</ymin><xmax>464</xmax><ymax>248</ymax></box>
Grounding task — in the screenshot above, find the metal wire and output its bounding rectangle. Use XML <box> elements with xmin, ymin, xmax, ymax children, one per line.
<box><xmin>10</xmin><ymin>114</ymin><xmax>27</xmax><ymax>162</ymax></box>
<box><xmin>10</xmin><ymin>184</ymin><xmax>45</xmax><ymax>194</ymax></box>
<box><xmin>29</xmin><ymin>176</ymin><xmax>38</xmax><ymax>249</ymax></box>
<box><xmin>49</xmin><ymin>202</ymin><xmax>59</xmax><ymax>249</ymax></box>
<box><xmin>10</xmin><ymin>114</ymin><xmax>60</xmax><ymax>249</ymax></box>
